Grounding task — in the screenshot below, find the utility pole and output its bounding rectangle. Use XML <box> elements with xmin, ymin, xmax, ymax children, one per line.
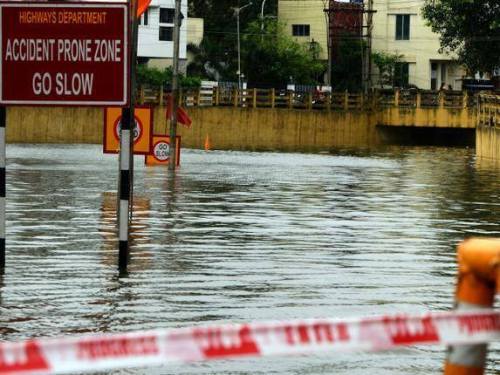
<box><xmin>363</xmin><ymin>0</ymin><xmax>374</xmax><ymax>94</ymax></box>
<box><xmin>323</xmin><ymin>0</ymin><xmax>331</xmax><ymax>87</ymax></box>
<box><xmin>168</xmin><ymin>0</ymin><xmax>182</xmax><ymax>170</ymax></box>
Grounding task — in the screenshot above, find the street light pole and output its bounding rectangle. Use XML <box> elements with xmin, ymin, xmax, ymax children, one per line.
<box><xmin>235</xmin><ymin>2</ymin><xmax>252</xmax><ymax>92</ymax></box>
<box><xmin>260</xmin><ymin>0</ymin><xmax>267</xmax><ymax>32</ymax></box>
<box><xmin>237</xmin><ymin>8</ymin><xmax>241</xmax><ymax>92</ymax></box>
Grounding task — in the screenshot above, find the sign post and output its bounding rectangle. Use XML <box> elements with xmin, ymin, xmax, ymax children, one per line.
<box><xmin>118</xmin><ymin>0</ymin><xmax>139</xmax><ymax>273</ymax></box>
<box><xmin>0</xmin><ymin>1</ymin><xmax>129</xmax><ymax>270</ymax></box>
<box><xmin>168</xmin><ymin>0</ymin><xmax>182</xmax><ymax>170</ymax></box>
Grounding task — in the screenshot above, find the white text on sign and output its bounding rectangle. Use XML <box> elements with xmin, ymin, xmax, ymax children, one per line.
<box><xmin>4</xmin><ymin>38</ymin><xmax>121</xmax><ymax>96</ymax></box>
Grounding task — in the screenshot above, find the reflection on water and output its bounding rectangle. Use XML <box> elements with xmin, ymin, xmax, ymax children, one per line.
<box><xmin>0</xmin><ymin>144</ymin><xmax>499</xmax><ymax>374</ymax></box>
<box><xmin>99</xmin><ymin>192</ymin><xmax>154</xmax><ymax>273</ymax></box>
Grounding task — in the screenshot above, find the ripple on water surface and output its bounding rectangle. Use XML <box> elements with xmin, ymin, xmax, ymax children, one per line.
<box><xmin>0</xmin><ymin>144</ymin><xmax>499</xmax><ymax>374</ymax></box>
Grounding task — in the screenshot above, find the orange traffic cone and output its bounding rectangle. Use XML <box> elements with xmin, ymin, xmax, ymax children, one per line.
<box><xmin>204</xmin><ymin>135</ymin><xmax>211</xmax><ymax>151</ymax></box>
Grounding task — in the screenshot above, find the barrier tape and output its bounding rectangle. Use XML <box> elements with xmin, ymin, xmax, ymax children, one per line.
<box><xmin>0</xmin><ymin>310</ymin><xmax>499</xmax><ymax>374</ymax></box>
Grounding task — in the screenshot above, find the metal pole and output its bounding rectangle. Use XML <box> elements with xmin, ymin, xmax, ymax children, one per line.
<box><xmin>168</xmin><ymin>0</ymin><xmax>182</xmax><ymax>170</ymax></box>
<box><xmin>260</xmin><ymin>0</ymin><xmax>267</xmax><ymax>41</ymax></box>
<box><xmin>363</xmin><ymin>0</ymin><xmax>374</xmax><ymax>93</ymax></box>
<box><xmin>367</xmin><ymin>0</ymin><xmax>373</xmax><ymax>92</ymax></box>
<box><xmin>235</xmin><ymin>3</ymin><xmax>252</xmax><ymax>96</ymax></box>
<box><xmin>260</xmin><ymin>0</ymin><xmax>266</xmax><ymax>30</ymax></box>
<box><xmin>0</xmin><ymin>107</ymin><xmax>5</xmax><ymax>269</ymax></box>
<box><xmin>118</xmin><ymin>0</ymin><xmax>138</xmax><ymax>272</ymax></box>
<box><xmin>237</xmin><ymin>8</ymin><xmax>241</xmax><ymax>92</ymax></box>
<box><xmin>323</xmin><ymin>0</ymin><xmax>331</xmax><ymax>87</ymax></box>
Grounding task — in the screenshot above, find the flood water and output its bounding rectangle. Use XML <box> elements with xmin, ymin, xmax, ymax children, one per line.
<box><xmin>0</xmin><ymin>144</ymin><xmax>499</xmax><ymax>374</ymax></box>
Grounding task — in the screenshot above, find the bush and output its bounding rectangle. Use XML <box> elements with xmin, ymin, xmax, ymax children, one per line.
<box><xmin>136</xmin><ymin>64</ymin><xmax>202</xmax><ymax>89</ymax></box>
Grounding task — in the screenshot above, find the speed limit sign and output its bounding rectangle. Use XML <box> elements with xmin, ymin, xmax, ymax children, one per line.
<box><xmin>145</xmin><ymin>135</ymin><xmax>181</xmax><ymax>166</ymax></box>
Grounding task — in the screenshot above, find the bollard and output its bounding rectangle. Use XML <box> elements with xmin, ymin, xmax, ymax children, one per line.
<box><xmin>444</xmin><ymin>238</ymin><xmax>500</xmax><ymax>375</ymax></box>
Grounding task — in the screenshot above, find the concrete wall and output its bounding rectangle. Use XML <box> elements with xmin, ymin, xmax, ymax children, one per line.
<box><xmin>156</xmin><ymin>107</ymin><xmax>379</xmax><ymax>151</ymax></box>
<box><xmin>6</xmin><ymin>106</ymin><xmax>378</xmax><ymax>151</ymax></box>
<box><xmin>7</xmin><ymin>107</ymin><xmax>103</xmax><ymax>144</ymax></box>
<box><xmin>476</xmin><ymin>126</ymin><xmax>500</xmax><ymax>161</ymax></box>
<box><xmin>377</xmin><ymin>107</ymin><xmax>475</xmax><ymax>128</ymax></box>
<box><xmin>5</xmin><ymin>105</ymin><xmax>498</xmax><ymax>161</ymax></box>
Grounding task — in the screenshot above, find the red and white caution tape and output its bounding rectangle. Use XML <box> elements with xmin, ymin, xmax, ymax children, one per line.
<box><xmin>0</xmin><ymin>310</ymin><xmax>499</xmax><ymax>374</ymax></box>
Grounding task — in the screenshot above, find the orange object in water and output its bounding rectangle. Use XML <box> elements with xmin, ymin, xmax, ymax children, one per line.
<box><xmin>444</xmin><ymin>238</ymin><xmax>500</xmax><ymax>375</ymax></box>
<box><xmin>137</xmin><ymin>0</ymin><xmax>152</xmax><ymax>17</ymax></box>
<box><xmin>204</xmin><ymin>135</ymin><xmax>211</xmax><ymax>151</ymax></box>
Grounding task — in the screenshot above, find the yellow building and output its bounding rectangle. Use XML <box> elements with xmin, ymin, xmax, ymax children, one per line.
<box><xmin>279</xmin><ymin>0</ymin><xmax>466</xmax><ymax>90</ymax></box>
<box><xmin>278</xmin><ymin>0</ymin><xmax>329</xmax><ymax>61</ymax></box>
<box><xmin>372</xmin><ymin>0</ymin><xmax>464</xmax><ymax>90</ymax></box>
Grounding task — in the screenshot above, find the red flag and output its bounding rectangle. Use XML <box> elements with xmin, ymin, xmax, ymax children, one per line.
<box><xmin>177</xmin><ymin>106</ymin><xmax>192</xmax><ymax>128</ymax></box>
<box><xmin>137</xmin><ymin>0</ymin><xmax>152</xmax><ymax>17</ymax></box>
<box><xmin>166</xmin><ymin>95</ymin><xmax>192</xmax><ymax>128</ymax></box>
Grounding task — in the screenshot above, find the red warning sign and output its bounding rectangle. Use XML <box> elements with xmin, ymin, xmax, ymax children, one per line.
<box><xmin>0</xmin><ymin>2</ymin><xmax>129</xmax><ymax>106</ymax></box>
<box><xmin>103</xmin><ymin>107</ymin><xmax>153</xmax><ymax>155</ymax></box>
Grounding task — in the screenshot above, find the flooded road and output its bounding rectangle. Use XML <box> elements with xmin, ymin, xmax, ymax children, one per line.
<box><xmin>0</xmin><ymin>144</ymin><xmax>499</xmax><ymax>374</ymax></box>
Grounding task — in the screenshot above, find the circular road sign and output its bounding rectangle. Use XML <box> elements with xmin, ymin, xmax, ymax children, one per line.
<box><xmin>152</xmin><ymin>140</ymin><xmax>170</xmax><ymax>162</ymax></box>
<box><xmin>113</xmin><ymin>116</ymin><xmax>143</xmax><ymax>144</ymax></box>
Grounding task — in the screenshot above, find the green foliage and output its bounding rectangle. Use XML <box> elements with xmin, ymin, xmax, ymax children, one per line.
<box><xmin>136</xmin><ymin>64</ymin><xmax>165</xmax><ymax>88</ymax></box>
<box><xmin>422</xmin><ymin>0</ymin><xmax>500</xmax><ymax>74</ymax></box>
<box><xmin>136</xmin><ymin>65</ymin><xmax>202</xmax><ymax>89</ymax></box>
<box><xmin>241</xmin><ymin>19</ymin><xmax>325</xmax><ymax>86</ymax></box>
<box><xmin>187</xmin><ymin>1</ymin><xmax>279</xmax><ymax>81</ymax></box>
<box><xmin>330</xmin><ymin>37</ymin><xmax>364</xmax><ymax>92</ymax></box>
<box><xmin>181</xmin><ymin>75</ymin><xmax>202</xmax><ymax>89</ymax></box>
<box><xmin>372</xmin><ymin>51</ymin><xmax>403</xmax><ymax>88</ymax></box>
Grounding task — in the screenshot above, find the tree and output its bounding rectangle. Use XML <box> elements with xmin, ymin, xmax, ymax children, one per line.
<box><xmin>422</xmin><ymin>0</ymin><xmax>500</xmax><ymax>75</ymax></box>
<box><xmin>330</xmin><ymin>36</ymin><xmax>364</xmax><ymax>92</ymax></box>
<box><xmin>241</xmin><ymin>20</ymin><xmax>325</xmax><ymax>87</ymax></box>
<box><xmin>372</xmin><ymin>51</ymin><xmax>403</xmax><ymax>88</ymax></box>
<box><xmin>187</xmin><ymin>1</ymin><xmax>279</xmax><ymax>81</ymax></box>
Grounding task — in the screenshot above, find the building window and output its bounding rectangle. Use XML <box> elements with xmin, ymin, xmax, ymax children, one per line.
<box><xmin>292</xmin><ymin>24</ymin><xmax>310</xmax><ymax>37</ymax></box>
<box><xmin>394</xmin><ymin>62</ymin><xmax>409</xmax><ymax>87</ymax></box>
<box><xmin>160</xmin><ymin>8</ymin><xmax>175</xmax><ymax>24</ymax></box>
<box><xmin>140</xmin><ymin>9</ymin><xmax>148</xmax><ymax>25</ymax></box>
<box><xmin>441</xmin><ymin>64</ymin><xmax>447</xmax><ymax>86</ymax></box>
<box><xmin>431</xmin><ymin>62</ymin><xmax>438</xmax><ymax>90</ymax></box>
<box><xmin>159</xmin><ymin>26</ymin><xmax>173</xmax><ymax>41</ymax></box>
<box><xmin>395</xmin><ymin>14</ymin><xmax>410</xmax><ymax>40</ymax></box>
